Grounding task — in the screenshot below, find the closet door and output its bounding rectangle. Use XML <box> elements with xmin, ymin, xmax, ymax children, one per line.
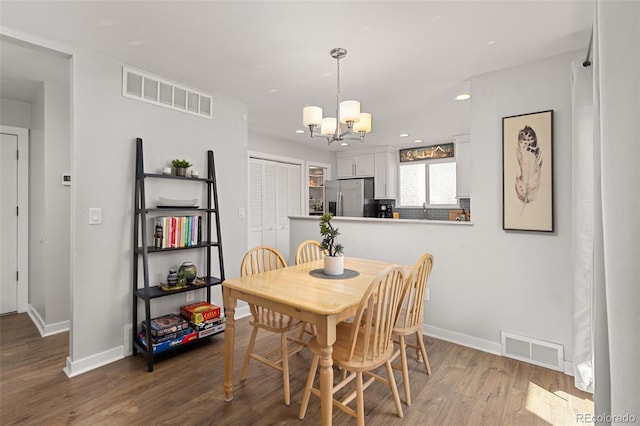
<box><xmin>248</xmin><ymin>158</ymin><xmax>277</xmax><ymax>249</ymax></box>
<box><xmin>275</xmin><ymin>163</ymin><xmax>302</xmax><ymax>261</ymax></box>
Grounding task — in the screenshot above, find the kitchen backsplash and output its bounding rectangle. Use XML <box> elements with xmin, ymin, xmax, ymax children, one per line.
<box><xmin>391</xmin><ymin>198</ymin><xmax>471</xmax><ymax>221</ymax></box>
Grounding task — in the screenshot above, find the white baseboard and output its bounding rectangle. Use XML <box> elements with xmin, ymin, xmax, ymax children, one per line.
<box><xmin>27</xmin><ymin>305</ymin><xmax>70</xmax><ymax>337</ymax></box>
<box><xmin>64</xmin><ymin>347</ymin><xmax>124</xmax><ymax>378</ymax></box>
<box><xmin>423</xmin><ymin>324</ymin><xmax>575</xmax><ymax>376</ymax></box>
<box><xmin>423</xmin><ymin>324</ymin><xmax>502</xmax><ymax>356</ymax></box>
<box><xmin>27</xmin><ymin>305</ymin><xmax>45</xmax><ymax>336</ymax></box>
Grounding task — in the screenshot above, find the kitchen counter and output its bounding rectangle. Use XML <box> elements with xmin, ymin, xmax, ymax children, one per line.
<box><xmin>290</xmin><ymin>215</ymin><xmax>473</xmax><ymax>226</ymax></box>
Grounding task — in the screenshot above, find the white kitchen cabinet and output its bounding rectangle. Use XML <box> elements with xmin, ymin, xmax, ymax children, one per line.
<box><xmin>336</xmin><ymin>154</ymin><xmax>374</xmax><ymax>179</ymax></box>
<box><xmin>374</xmin><ymin>152</ymin><xmax>397</xmax><ymax>199</ymax></box>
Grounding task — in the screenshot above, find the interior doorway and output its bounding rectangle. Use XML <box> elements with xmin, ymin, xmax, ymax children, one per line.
<box><xmin>0</xmin><ymin>126</ymin><xmax>29</xmax><ymax>314</ymax></box>
<box><xmin>1</xmin><ymin>35</ymin><xmax>72</xmax><ymax>342</ymax></box>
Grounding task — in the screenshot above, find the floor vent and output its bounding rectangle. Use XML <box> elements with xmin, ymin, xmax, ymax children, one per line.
<box><xmin>501</xmin><ymin>331</ymin><xmax>564</xmax><ymax>371</ymax></box>
<box><xmin>122</xmin><ymin>66</ymin><xmax>213</xmax><ymax>119</ymax></box>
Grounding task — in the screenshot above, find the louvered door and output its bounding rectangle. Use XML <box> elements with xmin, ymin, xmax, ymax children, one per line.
<box><xmin>248</xmin><ymin>158</ymin><xmax>302</xmax><ymax>262</ymax></box>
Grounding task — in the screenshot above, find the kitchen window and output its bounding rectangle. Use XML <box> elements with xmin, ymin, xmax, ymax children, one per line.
<box><xmin>398</xmin><ymin>159</ymin><xmax>457</xmax><ymax>207</ymax></box>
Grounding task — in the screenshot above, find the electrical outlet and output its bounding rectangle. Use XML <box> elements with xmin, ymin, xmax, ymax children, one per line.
<box><xmin>425</xmin><ymin>288</ymin><xmax>430</xmax><ymax>302</ymax></box>
<box><xmin>185</xmin><ymin>292</ymin><xmax>196</xmax><ymax>303</ymax></box>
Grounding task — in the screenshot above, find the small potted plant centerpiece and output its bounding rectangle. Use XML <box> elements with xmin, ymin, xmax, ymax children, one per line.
<box><xmin>320</xmin><ymin>213</ymin><xmax>344</xmax><ymax>275</ymax></box>
<box><xmin>171</xmin><ymin>158</ymin><xmax>192</xmax><ymax>177</ymax></box>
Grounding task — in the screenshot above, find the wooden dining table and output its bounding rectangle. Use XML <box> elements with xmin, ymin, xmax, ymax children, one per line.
<box><xmin>222</xmin><ymin>256</ymin><xmax>408</xmax><ymax>426</ymax></box>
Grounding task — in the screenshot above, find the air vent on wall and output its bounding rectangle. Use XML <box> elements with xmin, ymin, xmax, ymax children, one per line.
<box><xmin>122</xmin><ymin>67</ymin><xmax>213</xmax><ymax>119</ymax></box>
<box><xmin>501</xmin><ymin>331</ymin><xmax>564</xmax><ymax>371</ymax></box>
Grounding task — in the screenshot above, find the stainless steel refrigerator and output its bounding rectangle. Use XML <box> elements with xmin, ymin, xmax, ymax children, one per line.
<box><xmin>324</xmin><ymin>178</ymin><xmax>377</xmax><ymax>217</ymax></box>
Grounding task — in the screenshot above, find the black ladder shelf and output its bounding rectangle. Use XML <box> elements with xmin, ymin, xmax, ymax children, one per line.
<box><xmin>132</xmin><ymin>137</ymin><xmax>225</xmax><ymax>372</ymax></box>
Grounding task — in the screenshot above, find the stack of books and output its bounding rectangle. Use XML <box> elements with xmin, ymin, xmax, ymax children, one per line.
<box><xmin>153</xmin><ymin>216</ymin><xmax>201</xmax><ymax>249</ymax></box>
<box><xmin>137</xmin><ymin>313</ymin><xmax>197</xmax><ymax>353</ymax></box>
<box><xmin>180</xmin><ymin>301</ymin><xmax>225</xmax><ymax>338</ymax></box>
<box><xmin>137</xmin><ymin>304</ymin><xmax>225</xmax><ymax>354</ymax></box>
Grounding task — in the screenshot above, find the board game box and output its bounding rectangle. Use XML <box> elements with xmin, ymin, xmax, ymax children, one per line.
<box><xmin>191</xmin><ymin>316</ymin><xmax>226</xmax><ymax>338</ymax></box>
<box><xmin>137</xmin><ymin>330</ymin><xmax>198</xmax><ymax>354</ymax></box>
<box><xmin>180</xmin><ymin>301</ymin><xmax>221</xmax><ymax>324</ymax></box>
<box><xmin>143</xmin><ymin>313</ymin><xmax>189</xmax><ymax>337</ymax></box>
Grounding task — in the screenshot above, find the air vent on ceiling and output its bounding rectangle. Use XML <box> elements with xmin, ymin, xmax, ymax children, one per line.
<box><xmin>122</xmin><ymin>67</ymin><xmax>212</xmax><ymax>119</ymax></box>
<box><xmin>501</xmin><ymin>331</ymin><xmax>564</xmax><ymax>371</ymax></box>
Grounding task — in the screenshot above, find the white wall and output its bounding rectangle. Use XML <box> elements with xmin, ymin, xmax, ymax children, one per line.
<box><xmin>0</xmin><ymin>98</ymin><xmax>31</xmax><ymax>128</ymax></box>
<box><xmin>43</xmin><ymin>80</ymin><xmax>71</xmax><ymax>326</ymax></box>
<box><xmin>292</xmin><ymin>50</ymin><xmax>581</xmax><ymax>371</ymax></box>
<box><xmin>248</xmin><ymin>131</ymin><xmax>335</xmax><ymax>168</ymax></box>
<box><xmin>29</xmin><ymin>85</ymin><xmax>46</xmax><ymax>319</ymax></box>
<box><xmin>67</xmin><ymin>49</ymin><xmax>249</xmax><ymax>374</ymax></box>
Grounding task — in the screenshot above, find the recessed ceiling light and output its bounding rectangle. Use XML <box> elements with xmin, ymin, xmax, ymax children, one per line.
<box><xmin>295</xmin><ymin>129</ymin><xmax>305</xmax><ymax>134</ymax></box>
<box><xmin>128</xmin><ymin>40</ymin><xmax>144</xmax><ymax>46</ymax></box>
<box><xmin>487</xmin><ymin>40</ymin><xmax>497</xmax><ymax>45</ymax></box>
<box><xmin>268</xmin><ymin>88</ymin><xmax>279</xmax><ymax>93</ymax></box>
<box><xmin>455</xmin><ymin>93</ymin><xmax>471</xmax><ymax>101</ymax></box>
<box><xmin>399</xmin><ymin>133</ymin><xmax>409</xmax><ymax>138</ymax></box>
<box><xmin>414</xmin><ymin>139</ymin><xmax>423</xmax><ymax>143</ymax></box>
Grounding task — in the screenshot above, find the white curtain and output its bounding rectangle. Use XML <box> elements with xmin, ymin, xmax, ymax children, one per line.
<box><xmin>590</xmin><ymin>0</ymin><xmax>640</xmax><ymax>422</ymax></box>
<box><xmin>571</xmin><ymin>60</ymin><xmax>594</xmax><ymax>393</ymax></box>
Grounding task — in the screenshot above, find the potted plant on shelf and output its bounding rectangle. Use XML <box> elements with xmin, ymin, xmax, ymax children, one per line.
<box><xmin>171</xmin><ymin>158</ymin><xmax>192</xmax><ymax>177</ymax></box>
<box><xmin>320</xmin><ymin>213</ymin><xmax>344</xmax><ymax>275</ymax></box>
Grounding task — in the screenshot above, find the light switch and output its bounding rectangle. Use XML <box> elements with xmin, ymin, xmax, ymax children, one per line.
<box><xmin>88</xmin><ymin>208</ymin><xmax>102</xmax><ymax>225</ymax></box>
<box><xmin>238</xmin><ymin>207</ymin><xmax>246</xmax><ymax>219</ymax></box>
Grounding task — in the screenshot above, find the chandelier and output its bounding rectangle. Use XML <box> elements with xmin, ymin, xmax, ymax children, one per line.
<box><xmin>302</xmin><ymin>48</ymin><xmax>372</xmax><ymax>145</ymax></box>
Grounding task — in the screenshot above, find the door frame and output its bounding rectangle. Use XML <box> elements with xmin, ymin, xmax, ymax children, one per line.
<box><xmin>1</xmin><ymin>125</ymin><xmax>29</xmax><ymax>313</ymax></box>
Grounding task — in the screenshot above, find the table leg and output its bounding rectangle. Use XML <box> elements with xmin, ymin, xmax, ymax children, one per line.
<box><xmin>316</xmin><ymin>316</ymin><xmax>337</xmax><ymax>426</ymax></box>
<box><xmin>223</xmin><ymin>287</ymin><xmax>237</xmax><ymax>402</ymax></box>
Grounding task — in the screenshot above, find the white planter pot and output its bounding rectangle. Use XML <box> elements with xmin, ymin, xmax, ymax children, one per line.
<box><xmin>323</xmin><ymin>255</ymin><xmax>344</xmax><ymax>276</ymax></box>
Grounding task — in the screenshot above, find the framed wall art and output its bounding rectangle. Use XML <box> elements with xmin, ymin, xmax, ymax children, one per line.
<box><xmin>502</xmin><ymin>110</ymin><xmax>554</xmax><ymax>232</ymax></box>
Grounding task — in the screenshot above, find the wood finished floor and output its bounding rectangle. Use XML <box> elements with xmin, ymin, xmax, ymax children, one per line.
<box><xmin>0</xmin><ymin>313</ymin><xmax>593</xmax><ymax>425</ymax></box>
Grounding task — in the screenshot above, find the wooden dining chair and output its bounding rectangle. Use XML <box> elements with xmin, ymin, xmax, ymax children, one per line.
<box><xmin>391</xmin><ymin>253</ymin><xmax>434</xmax><ymax>406</ymax></box>
<box><xmin>299</xmin><ymin>266</ymin><xmax>406</xmax><ymax>425</ymax></box>
<box><xmin>239</xmin><ymin>245</ymin><xmax>305</xmax><ymax>406</ymax></box>
<box><xmin>294</xmin><ymin>239</ymin><xmax>325</xmax><ymax>264</ymax></box>
<box><xmin>294</xmin><ymin>240</ymin><xmax>325</xmax><ymax>340</ymax></box>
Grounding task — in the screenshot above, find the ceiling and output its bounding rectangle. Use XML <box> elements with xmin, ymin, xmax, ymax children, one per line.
<box><xmin>0</xmin><ymin>1</ymin><xmax>592</xmax><ymax>151</ymax></box>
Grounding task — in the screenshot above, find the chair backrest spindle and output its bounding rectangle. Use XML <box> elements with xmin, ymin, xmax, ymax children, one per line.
<box><xmin>397</xmin><ymin>253</ymin><xmax>434</xmax><ymax>330</ymax></box>
<box><xmin>295</xmin><ymin>240</ymin><xmax>325</xmax><ymax>265</ymax></box>
<box><xmin>347</xmin><ymin>266</ymin><xmax>405</xmax><ymax>364</ymax></box>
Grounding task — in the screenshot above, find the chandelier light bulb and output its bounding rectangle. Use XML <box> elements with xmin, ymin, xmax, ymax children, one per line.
<box><xmin>339</xmin><ymin>100</ymin><xmax>360</xmax><ymax>124</ymax></box>
<box><xmin>353</xmin><ymin>113</ymin><xmax>372</xmax><ymax>133</ymax></box>
<box><xmin>303</xmin><ymin>106</ymin><xmax>323</xmax><ymax>127</ymax></box>
<box><xmin>321</xmin><ymin>117</ymin><xmax>337</xmax><ymax>136</ymax></box>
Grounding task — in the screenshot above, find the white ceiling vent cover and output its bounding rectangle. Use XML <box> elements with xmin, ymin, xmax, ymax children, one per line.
<box><xmin>122</xmin><ymin>67</ymin><xmax>212</xmax><ymax>119</ymax></box>
<box><xmin>501</xmin><ymin>331</ymin><xmax>564</xmax><ymax>372</ymax></box>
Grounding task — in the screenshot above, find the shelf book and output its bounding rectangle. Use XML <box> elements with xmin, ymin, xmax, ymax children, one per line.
<box><xmin>153</xmin><ymin>215</ymin><xmax>201</xmax><ymax>249</ymax></box>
